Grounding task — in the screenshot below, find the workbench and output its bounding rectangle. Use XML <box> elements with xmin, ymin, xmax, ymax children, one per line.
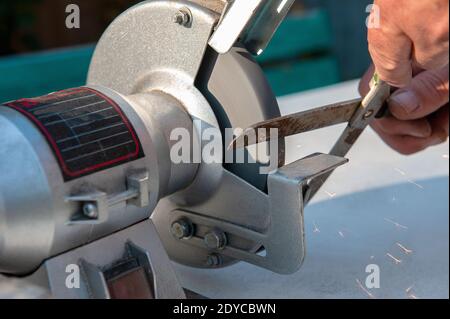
<box><xmin>0</xmin><ymin>80</ymin><xmax>448</xmax><ymax>299</ymax></box>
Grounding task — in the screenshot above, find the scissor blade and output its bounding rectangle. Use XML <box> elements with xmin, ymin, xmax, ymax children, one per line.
<box><xmin>304</xmin><ymin>79</ymin><xmax>391</xmax><ymax>204</ymax></box>
<box><xmin>229</xmin><ymin>98</ymin><xmax>362</xmax><ymax>149</ymax></box>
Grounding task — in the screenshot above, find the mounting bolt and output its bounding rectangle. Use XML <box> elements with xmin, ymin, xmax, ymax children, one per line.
<box><xmin>204</xmin><ymin>229</ymin><xmax>227</xmax><ymax>250</ymax></box>
<box><xmin>173</xmin><ymin>8</ymin><xmax>192</xmax><ymax>26</ymax></box>
<box><xmin>170</xmin><ymin>219</ymin><xmax>193</xmax><ymax>239</ymax></box>
<box><xmin>206</xmin><ymin>254</ymin><xmax>223</xmax><ymax>267</ymax></box>
<box><xmin>82</xmin><ymin>202</ymin><xmax>99</xmax><ymax>219</ymax></box>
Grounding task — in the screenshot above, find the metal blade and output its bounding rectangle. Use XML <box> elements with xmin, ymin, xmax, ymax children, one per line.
<box><xmin>229</xmin><ymin>98</ymin><xmax>362</xmax><ymax>149</ymax></box>
<box><xmin>304</xmin><ymin>79</ymin><xmax>391</xmax><ymax>204</ymax></box>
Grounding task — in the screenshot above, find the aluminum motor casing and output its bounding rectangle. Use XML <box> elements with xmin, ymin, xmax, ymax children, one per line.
<box><xmin>0</xmin><ymin>86</ymin><xmax>197</xmax><ymax>275</ymax></box>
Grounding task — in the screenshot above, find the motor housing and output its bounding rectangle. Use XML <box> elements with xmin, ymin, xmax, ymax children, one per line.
<box><xmin>0</xmin><ymin>86</ymin><xmax>197</xmax><ymax>275</ymax></box>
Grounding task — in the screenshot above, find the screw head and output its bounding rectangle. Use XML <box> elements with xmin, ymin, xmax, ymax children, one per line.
<box><xmin>173</xmin><ymin>9</ymin><xmax>191</xmax><ymax>26</ymax></box>
<box><xmin>206</xmin><ymin>254</ymin><xmax>223</xmax><ymax>267</ymax></box>
<box><xmin>83</xmin><ymin>202</ymin><xmax>99</xmax><ymax>219</ymax></box>
<box><xmin>364</xmin><ymin>110</ymin><xmax>375</xmax><ymax>119</ymax></box>
<box><xmin>170</xmin><ymin>219</ymin><xmax>193</xmax><ymax>239</ymax></box>
<box><xmin>204</xmin><ymin>229</ymin><xmax>227</xmax><ymax>250</ymax></box>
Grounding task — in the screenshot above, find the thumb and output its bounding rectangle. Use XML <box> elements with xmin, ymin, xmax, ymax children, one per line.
<box><xmin>389</xmin><ymin>65</ymin><xmax>449</xmax><ymax>120</ymax></box>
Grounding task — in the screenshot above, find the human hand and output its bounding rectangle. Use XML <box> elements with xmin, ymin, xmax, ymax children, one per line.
<box><xmin>360</xmin><ymin>64</ymin><xmax>448</xmax><ymax>155</ymax></box>
<box><xmin>368</xmin><ymin>0</ymin><xmax>449</xmax><ymax>87</ymax></box>
<box><xmin>363</xmin><ymin>0</ymin><xmax>449</xmax><ymax>154</ymax></box>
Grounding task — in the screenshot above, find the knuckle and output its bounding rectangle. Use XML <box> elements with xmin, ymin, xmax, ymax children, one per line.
<box><xmin>429</xmin><ymin>22</ymin><xmax>449</xmax><ymax>47</ymax></box>
<box><xmin>368</xmin><ymin>45</ymin><xmax>412</xmax><ymax>86</ymax></box>
<box><xmin>369</xmin><ymin>46</ymin><xmax>399</xmax><ymax>72</ymax></box>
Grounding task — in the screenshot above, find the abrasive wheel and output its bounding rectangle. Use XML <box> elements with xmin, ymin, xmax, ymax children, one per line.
<box><xmin>196</xmin><ymin>45</ymin><xmax>286</xmax><ymax>192</ymax></box>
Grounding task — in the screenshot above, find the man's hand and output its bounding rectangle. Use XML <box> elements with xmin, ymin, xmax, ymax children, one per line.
<box><xmin>368</xmin><ymin>0</ymin><xmax>449</xmax><ymax>87</ymax></box>
<box><xmin>362</xmin><ymin>0</ymin><xmax>449</xmax><ymax>154</ymax></box>
<box><xmin>360</xmin><ymin>65</ymin><xmax>448</xmax><ymax>155</ymax></box>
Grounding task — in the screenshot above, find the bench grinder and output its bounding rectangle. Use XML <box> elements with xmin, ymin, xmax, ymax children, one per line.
<box><xmin>0</xmin><ymin>0</ymin><xmax>352</xmax><ymax>298</ymax></box>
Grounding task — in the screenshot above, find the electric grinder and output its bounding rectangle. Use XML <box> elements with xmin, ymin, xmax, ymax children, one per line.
<box><xmin>0</xmin><ymin>0</ymin><xmax>362</xmax><ymax>298</ymax></box>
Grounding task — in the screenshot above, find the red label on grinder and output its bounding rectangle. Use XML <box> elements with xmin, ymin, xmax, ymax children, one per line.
<box><xmin>3</xmin><ymin>87</ymin><xmax>144</xmax><ymax>181</ymax></box>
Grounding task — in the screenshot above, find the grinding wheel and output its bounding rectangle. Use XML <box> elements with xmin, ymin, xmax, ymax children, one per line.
<box><xmin>196</xmin><ymin>46</ymin><xmax>285</xmax><ymax>192</ymax></box>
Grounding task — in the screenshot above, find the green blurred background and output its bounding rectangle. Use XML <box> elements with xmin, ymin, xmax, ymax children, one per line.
<box><xmin>0</xmin><ymin>0</ymin><xmax>372</xmax><ymax>101</ymax></box>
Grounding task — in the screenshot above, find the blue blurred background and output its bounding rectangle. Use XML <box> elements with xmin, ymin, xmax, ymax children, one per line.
<box><xmin>0</xmin><ymin>0</ymin><xmax>372</xmax><ymax>102</ymax></box>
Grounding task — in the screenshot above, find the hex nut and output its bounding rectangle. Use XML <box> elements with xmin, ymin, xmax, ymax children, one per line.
<box><xmin>204</xmin><ymin>229</ymin><xmax>227</xmax><ymax>250</ymax></box>
<box><xmin>206</xmin><ymin>254</ymin><xmax>223</xmax><ymax>267</ymax></box>
<box><xmin>171</xmin><ymin>219</ymin><xmax>193</xmax><ymax>239</ymax></box>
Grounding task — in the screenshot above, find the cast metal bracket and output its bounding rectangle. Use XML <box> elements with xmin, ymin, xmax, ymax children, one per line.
<box><xmin>169</xmin><ymin>153</ymin><xmax>347</xmax><ymax>274</ymax></box>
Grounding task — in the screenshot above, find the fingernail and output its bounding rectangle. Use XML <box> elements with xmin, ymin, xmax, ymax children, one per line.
<box><xmin>390</xmin><ymin>90</ymin><xmax>420</xmax><ymax>114</ymax></box>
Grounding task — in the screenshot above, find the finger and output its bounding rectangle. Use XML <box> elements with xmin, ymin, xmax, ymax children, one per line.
<box><xmin>406</xmin><ymin>1</ymin><xmax>449</xmax><ymax>70</ymax></box>
<box><xmin>428</xmin><ymin>103</ymin><xmax>449</xmax><ymax>138</ymax></box>
<box><xmin>374</xmin><ymin>116</ymin><xmax>432</xmax><ymax>138</ymax></box>
<box><xmin>360</xmin><ymin>65</ymin><xmax>432</xmax><ymax>138</ymax></box>
<box><xmin>372</xmin><ymin>122</ymin><xmax>446</xmax><ymax>155</ymax></box>
<box><xmin>359</xmin><ymin>65</ymin><xmax>375</xmax><ymax>97</ymax></box>
<box><xmin>368</xmin><ymin>1</ymin><xmax>413</xmax><ymax>87</ymax></box>
<box><xmin>411</xmin><ymin>62</ymin><xmax>425</xmax><ymax>77</ymax></box>
<box><xmin>359</xmin><ymin>64</ymin><xmax>424</xmax><ymax>98</ymax></box>
<box><xmin>413</xmin><ymin>43</ymin><xmax>449</xmax><ymax>71</ymax></box>
<box><xmin>389</xmin><ymin>66</ymin><xmax>449</xmax><ymax>120</ymax></box>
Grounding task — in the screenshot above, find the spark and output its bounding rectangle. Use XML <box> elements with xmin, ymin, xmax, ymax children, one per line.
<box><xmin>338</xmin><ymin>231</ymin><xmax>345</xmax><ymax>238</ymax></box>
<box><xmin>324</xmin><ymin>190</ymin><xmax>337</xmax><ymax>198</ymax></box>
<box><xmin>394</xmin><ymin>168</ymin><xmax>424</xmax><ymax>189</ymax></box>
<box><xmin>405</xmin><ymin>285</ymin><xmax>414</xmax><ymax>294</ymax></box>
<box><xmin>405</xmin><ymin>285</ymin><xmax>419</xmax><ymax>299</ymax></box>
<box><xmin>394</xmin><ymin>168</ymin><xmax>406</xmax><ymax>176</ymax></box>
<box><xmin>356</xmin><ymin>279</ymin><xmax>376</xmax><ymax>299</ymax></box>
<box><xmin>386</xmin><ymin>253</ymin><xmax>402</xmax><ymax>265</ymax></box>
<box><xmin>296</xmin><ymin>144</ymin><xmax>302</xmax><ymax>148</ymax></box>
<box><xmin>396</xmin><ymin>242</ymin><xmax>413</xmax><ymax>255</ymax></box>
<box><xmin>443</xmin><ymin>154</ymin><xmax>449</xmax><ymax>159</ymax></box>
<box><xmin>312</xmin><ymin>221</ymin><xmax>320</xmax><ymax>233</ymax></box>
<box><xmin>406</xmin><ymin>179</ymin><xmax>424</xmax><ymax>189</ymax></box>
<box><xmin>384</xmin><ymin>218</ymin><xmax>408</xmax><ymax>230</ymax></box>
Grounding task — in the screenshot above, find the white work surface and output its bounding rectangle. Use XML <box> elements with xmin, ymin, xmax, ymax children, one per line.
<box><xmin>173</xmin><ymin>80</ymin><xmax>450</xmax><ymax>299</ymax></box>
